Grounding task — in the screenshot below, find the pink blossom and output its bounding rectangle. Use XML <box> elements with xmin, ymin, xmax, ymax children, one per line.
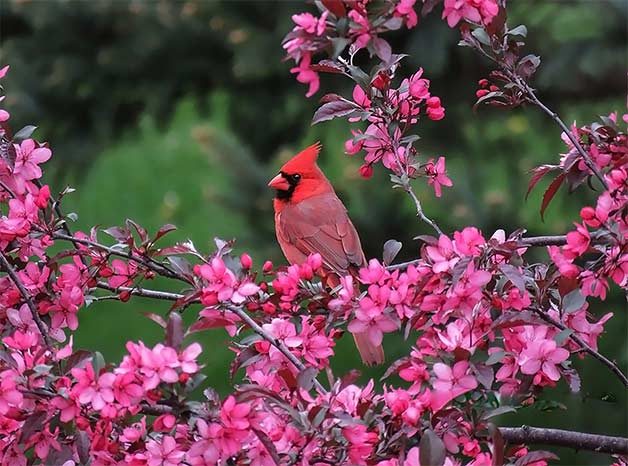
<box><xmin>291</xmin><ymin>11</ymin><xmax>328</xmax><ymax>36</ymax></box>
<box><xmin>146</xmin><ymin>435</ymin><xmax>185</xmax><ymax>466</ymax></box>
<box><xmin>425</xmin><ymin>157</ymin><xmax>453</xmax><ymax>197</ymax></box>
<box><xmin>563</xmin><ymin>223</ymin><xmax>590</xmax><ymax>258</ymax></box>
<box><xmin>519</xmin><ymin>339</ymin><xmax>569</xmax><ymax>382</ymax></box>
<box><xmin>349</xmin><ymin>299</ymin><xmax>399</xmax><ymax>346</ymax></box>
<box><xmin>442</xmin><ymin>0</ymin><xmax>498</xmax><ymax>28</ymax></box>
<box><xmin>426</xmin><ymin>234</ymin><xmax>459</xmax><ymax>273</ymax></box>
<box><xmin>221</xmin><ymin>395</ymin><xmax>251</xmax><ymax>430</ymax></box>
<box><xmin>431</xmin><ymin>361</ymin><xmax>478</xmax><ymax>411</ymax></box>
<box><xmin>395</xmin><ymin>0</ymin><xmax>418</xmax><ymax>28</ymax></box>
<box><xmin>290</xmin><ymin>53</ymin><xmax>320</xmax><ymax>98</ymax></box>
<box><xmin>11</xmin><ymin>139</ymin><xmax>52</xmax><ymax>192</ymax></box>
<box><xmin>0</xmin><ymin>372</ymin><xmax>23</xmax><ymax>414</ymax></box>
<box><xmin>426</xmin><ymin>96</ymin><xmax>445</xmax><ymax>120</ymax></box>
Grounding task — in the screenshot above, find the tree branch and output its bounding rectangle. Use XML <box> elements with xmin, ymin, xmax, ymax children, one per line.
<box><xmin>0</xmin><ymin>250</ymin><xmax>52</xmax><ymax>348</ymax></box>
<box><xmin>387</xmin><ymin>234</ymin><xmax>568</xmax><ymax>271</ymax></box>
<box><xmin>404</xmin><ymin>183</ymin><xmax>444</xmax><ymax>236</ymax></box>
<box><xmin>94</xmin><ymin>282</ymin><xmax>328</xmax><ymax>394</ymax></box>
<box><xmin>513</xmin><ymin>76</ymin><xmax>609</xmax><ymax>191</ymax></box>
<box><xmin>96</xmin><ymin>281</ymin><xmax>188</xmax><ymax>302</ymax></box>
<box><xmin>532</xmin><ymin>307</ymin><xmax>628</xmax><ymax>388</ymax></box>
<box><xmin>499</xmin><ymin>426</ymin><xmax>628</xmax><ymax>455</ymax></box>
<box><xmin>51</xmin><ymin>232</ymin><xmax>186</xmax><ymax>283</ymax></box>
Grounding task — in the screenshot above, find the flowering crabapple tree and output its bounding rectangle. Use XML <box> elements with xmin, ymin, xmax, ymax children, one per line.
<box><xmin>0</xmin><ymin>1</ymin><xmax>627</xmax><ymax>465</ymax></box>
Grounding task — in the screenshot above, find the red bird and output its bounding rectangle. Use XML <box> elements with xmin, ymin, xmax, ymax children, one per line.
<box><xmin>268</xmin><ymin>142</ymin><xmax>384</xmax><ymax>366</ymax></box>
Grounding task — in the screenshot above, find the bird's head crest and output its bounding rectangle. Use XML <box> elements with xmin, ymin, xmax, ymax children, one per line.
<box><xmin>280</xmin><ymin>142</ymin><xmax>322</xmax><ymax>175</ymax></box>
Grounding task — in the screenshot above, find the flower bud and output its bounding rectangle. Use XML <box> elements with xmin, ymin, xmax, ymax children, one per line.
<box><xmin>359</xmin><ymin>164</ymin><xmax>374</xmax><ymax>179</ymax></box>
<box><xmin>240</xmin><ymin>253</ymin><xmax>253</xmax><ymax>269</ymax></box>
<box><xmin>262</xmin><ymin>261</ymin><xmax>273</xmax><ymax>273</ymax></box>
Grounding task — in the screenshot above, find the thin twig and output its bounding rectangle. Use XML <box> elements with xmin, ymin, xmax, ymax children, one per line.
<box><xmin>387</xmin><ymin>232</ymin><xmax>609</xmax><ymax>270</ymax></box>
<box><xmin>404</xmin><ymin>184</ymin><xmax>444</xmax><ymax>236</ymax></box>
<box><xmin>93</xmin><ymin>282</ymin><xmax>328</xmax><ymax>394</ymax></box>
<box><xmin>470</xmin><ymin>42</ymin><xmax>608</xmax><ymax>190</ymax></box>
<box><xmin>532</xmin><ymin>307</ymin><xmax>628</xmax><ymax>388</ymax></box>
<box><xmin>230</xmin><ymin>305</ymin><xmax>329</xmax><ymax>394</ymax></box>
<box><xmin>499</xmin><ymin>426</ymin><xmax>628</xmax><ymax>455</ymax></box>
<box><xmin>513</xmin><ymin>76</ymin><xmax>609</xmax><ymax>191</ymax></box>
<box><xmin>51</xmin><ymin>232</ymin><xmax>186</xmax><ymax>283</ymax></box>
<box><xmin>96</xmin><ymin>281</ymin><xmax>188</xmax><ymax>302</ymax></box>
<box><xmin>0</xmin><ymin>250</ymin><xmax>52</xmax><ymax>347</ymax></box>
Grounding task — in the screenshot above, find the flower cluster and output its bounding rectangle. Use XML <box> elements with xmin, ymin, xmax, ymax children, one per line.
<box><xmin>0</xmin><ymin>0</ymin><xmax>626</xmax><ymax>461</ymax></box>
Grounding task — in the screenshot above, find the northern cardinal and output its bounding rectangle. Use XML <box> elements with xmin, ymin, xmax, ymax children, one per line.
<box><xmin>268</xmin><ymin>142</ymin><xmax>385</xmax><ymax>366</ymax></box>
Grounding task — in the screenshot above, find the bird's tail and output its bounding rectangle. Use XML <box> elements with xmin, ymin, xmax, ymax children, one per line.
<box><xmin>352</xmin><ymin>332</ymin><xmax>385</xmax><ymax>366</ymax></box>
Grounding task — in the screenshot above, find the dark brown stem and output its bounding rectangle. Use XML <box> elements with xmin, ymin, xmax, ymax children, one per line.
<box><xmin>514</xmin><ymin>77</ymin><xmax>609</xmax><ymax>191</ymax></box>
<box><xmin>532</xmin><ymin>308</ymin><xmax>628</xmax><ymax>388</ymax></box>
<box><xmin>0</xmin><ymin>250</ymin><xmax>53</xmax><ymax>347</ymax></box>
<box><xmin>387</xmin><ymin>232</ymin><xmax>608</xmax><ymax>270</ymax></box>
<box><xmin>94</xmin><ymin>282</ymin><xmax>328</xmax><ymax>394</ymax></box>
<box><xmin>404</xmin><ymin>183</ymin><xmax>444</xmax><ymax>236</ymax></box>
<box><xmin>96</xmin><ymin>281</ymin><xmax>189</xmax><ymax>302</ymax></box>
<box><xmin>52</xmin><ymin>232</ymin><xmax>186</xmax><ymax>283</ymax></box>
<box><xmin>499</xmin><ymin>426</ymin><xmax>628</xmax><ymax>455</ymax></box>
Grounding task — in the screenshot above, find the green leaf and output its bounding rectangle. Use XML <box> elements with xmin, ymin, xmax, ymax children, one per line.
<box><xmin>486</xmin><ymin>350</ymin><xmax>506</xmax><ymax>365</ymax></box>
<box><xmin>13</xmin><ymin>125</ymin><xmax>38</xmax><ymax>142</ymax></box>
<box><xmin>481</xmin><ymin>405</ymin><xmax>517</xmax><ymax>420</ymax></box>
<box><xmin>553</xmin><ymin>328</ymin><xmax>573</xmax><ymax>345</ymax></box>
<box><xmin>508</xmin><ymin>25</ymin><xmax>528</xmax><ymax>38</ymax></box>
<box><xmin>471</xmin><ymin>28</ymin><xmax>491</xmax><ymax>46</ymax></box>
<box><xmin>562</xmin><ymin>289</ymin><xmax>585</xmax><ymax>313</ymax></box>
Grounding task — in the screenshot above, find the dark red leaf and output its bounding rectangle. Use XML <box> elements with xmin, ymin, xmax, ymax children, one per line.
<box><xmin>252</xmin><ymin>428</ymin><xmax>281</xmax><ymax>465</ymax></box>
<box><xmin>421</xmin><ymin>0</ymin><xmax>441</xmax><ymax>16</ymax></box>
<box><xmin>383</xmin><ymin>239</ymin><xmax>402</xmax><ymax>265</ymax></box>
<box><xmin>514</xmin><ymin>451</ymin><xmax>559</xmax><ymax>466</ymax></box>
<box><xmin>297</xmin><ymin>367</ymin><xmax>319</xmax><ymax>391</ymax></box>
<box><xmin>371</xmin><ymin>37</ymin><xmax>392</xmax><ymax>62</ymax></box>
<box><xmin>561</xmin><ymin>367</ymin><xmax>581</xmax><ymax>393</ymax></box>
<box><xmin>311</xmin><ymin>63</ymin><xmax>345</xmax><ymax>74</ymax></box>
<box><xmin>156</xmin><ymin>243</ymin><xmax>195</xmax><ymax>256</ymax></box>
<box><xmin>187</xmin><ymin>314</ymin><xmax>234</xmax><ymax>335</ymax></box>
<box><xmin>489</xmin><ymin>423</ymin><xmax>505</xmax><ymax>466</ymax></box>
<box><xmin>230</xmin><ymin>346</ymin><xmax>259</xmax><ymax>381</ymax></box>
<box><xmin>154</xmin><ymin>224</ymin><xmax>177</xmax><ymax>243</ymax></box>
<box><xmin>321</xmin><ymin>0</ymin><xmax>346</xmax><ymax>17</ymax></box>
<box><xmin>492</xmin><ymin>311</ymin><xmax>544</xmax><ymax>330</ymax></box>
<box><xmin>499</xmin><ymin>264</ymin><xmax>525</xmax><ymax>292</ymax></box>
<box><xmin>473</xmin><ymin>363</ymin><xmax>494</xmax><ymax>389</ymax></box>
<box><xmin>420</xmin><ymin>429</ymin><xmax>446</xmax><ymax>466</ymax></box>
<box><xmin>278</xmin><ymin>368</ymin><xmax>297</xmax><ymax>390</ymax></box>
<box><xmin>540</xmin><ymin>173</ymin><xmax>566</xmax><ymax>221</ymax></box>
<box><xmin>312</xmin><ymin>100</ymin><xmax>360</xmax><ymax>125</ymax></box>
<box><xmin>64</xmin><ymin>349</ymin><xmax>92</xmax><ymax>373</ymax></box>
<box><xmin>526</xmin><ymin>165</ymin><xmax>555</xmax><ymax>199</ymax></box>
<box><xmin>20</xmin><ymin>411</ymin><xmax>47</xmax><ymax>442</ymax></box>
<box><xmin>166</xmin><ymin>312</ymin><xmax>183</xmax><ymax>350</ymax></box>
<box><xmin>143</xmin><ymin>312</ymin><xmax>167</xmax><ymax>328</ymax></box>
<box><xmin>380</xmin><ymin>356</ymin><xmax>410</xmax><ymax>381</ymax></box>
<box><xmin>126</xmin><ymin>218</ymin><xmax>149</xmax><ymax>243</ymax></box>
<box><xmin>103</xmin><ymin>226</ymin><xmax>131</xmax><ymax>243</ymax></box>
<box><xmin>76</xmin><ymin>431</ymin><xmax>90</xmax><ymax>464</ymax></box>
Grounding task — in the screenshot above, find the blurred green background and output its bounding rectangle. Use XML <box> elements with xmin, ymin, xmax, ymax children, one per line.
<box><xmin>1</xmin><ymin>1</ymin><xmax>626</xmax><ymax>463</ymax></box>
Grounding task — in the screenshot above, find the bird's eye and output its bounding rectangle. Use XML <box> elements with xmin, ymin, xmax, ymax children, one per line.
<box><xmin>292</xmin><ymin>174</ymin><xmax>301</xmax><ymax>182</ymax></box>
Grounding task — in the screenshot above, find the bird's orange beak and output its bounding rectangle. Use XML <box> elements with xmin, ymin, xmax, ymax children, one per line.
<box><xmin>268</xmin><ymin>173</ymin><xmax>290</xmax><ymax>191</ymax></box>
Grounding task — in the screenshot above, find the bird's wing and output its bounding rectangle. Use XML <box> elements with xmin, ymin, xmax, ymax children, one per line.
<box><xmin>276</xmin><ymin>193</ymin><xmax>366</xmax><ymax>275</ymax></box>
